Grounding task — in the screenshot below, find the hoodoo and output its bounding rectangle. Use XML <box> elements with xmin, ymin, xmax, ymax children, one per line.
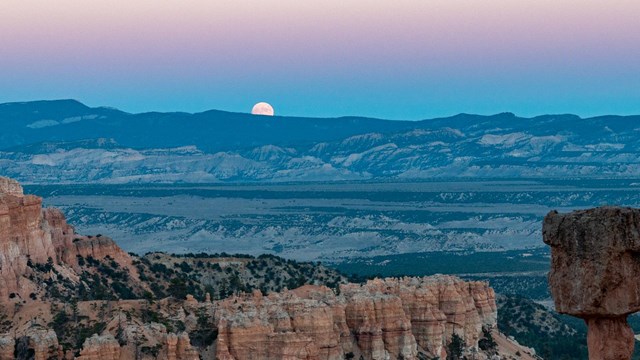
<box><xmin>544</xmin><ymin>207</ymin><xmax>640</xmax><ymax>360</ymax></box>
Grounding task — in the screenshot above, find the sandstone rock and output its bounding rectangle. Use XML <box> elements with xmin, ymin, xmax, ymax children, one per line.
<box><xmin>586</xmin><ymin>317</ymin><xmax>634</xmax><ymax>360</ymax></box>
<box><xmin>16</xmin><ymin>327</ymin><xmax>62</xmax><ymax>360</ymax></box>
<box><xmin>343</xmin><ymin>291</ymin><xmax>416</xmax><ymax>360</ymax></box>
<box><xmin>77</xmin><ymin>332</ymin><xmax>121</xmax><ymax>360</ymax></box>
<box><xmin>0</xmin><ymin>187</ymin><xmax>56</xmax><ymax>300</ymax></box>
<box><xmin>0</xmin><ymin>176</ymin><xmax>139</xmax><ymax>302</ymax></box>
<box><xmin>165</xmin><ymin>332</ymin><xmax>199</xmax><ymax>360</ymax></box>
<box><xmin>72</xmin><ymin>236</ymin><xmax>133</xmax><ymax>268</ymax></box>
<box><xmin>214</xmin><ymin>275</ymin><xmax>496</xmax><ymax>360</ymax></box>
<box><xmin>0</xmin><ymin>177</ymin><xmax>23</xmax><ymax>196</ymax></box>
<box><xmin>0</xmin><ymin>335</ymin><xmax>15</xmax><ymax>360</ymax></box>
<box><xmin>544</xmin><ymin>207</ymin><xmax>640</xmax><ymax>360</ymax></box>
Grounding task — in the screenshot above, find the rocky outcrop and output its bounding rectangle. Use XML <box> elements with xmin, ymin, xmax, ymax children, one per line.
<box><xmin>165</xmin><ymin>332</ymin><xmax>200</xmax><ymax>360</ymax></box>
<box><xmin>215</xmin><ymin>276</ymin><xmax>497</xmax><ymax>360</ymax></box>
<box><xmin>0</xmin><ymin>182</ymin><xmax>55</xmax><ymax>300</ymax></box>
<box><xmin>543</xmin><ymin>207</ymin><xmax>640</xmax><ymax>360</ymax></box>
<box><xmin>43</xmin><ymin>199</ymin><xmax>135</xmax><ymax>272</ymax></box>
<box><xmin>77</xmin><ymin>333</ymin><xmax>122</xmax><ymax>360</ymax></box>
<box><xmin>76</xmin><ymin>325</ymin><xmax>200</xmax><ymax>360</ymax></box>
<box><xmin>340</xmin><ymin>277</ymin><xmax>496</xmax><ymax>359</ymax></box>
<box><xmin>0</xmin><ymin>335</ymin><xmax>14</xmax><ymax>360</ymax></box>
<box><xmin>0</xmin><ymin>177</ymin><xmax>22</xmax><ymax>196</ymax></box>
<box><xmin>0</xmin><ymin>176</ymin><xmax>138</xmax><ymax>302</ymax></box>
<box><xmin>15</xmin><ymin>327</ymin><xmax>62</xmax><ymax>360</ymax></box>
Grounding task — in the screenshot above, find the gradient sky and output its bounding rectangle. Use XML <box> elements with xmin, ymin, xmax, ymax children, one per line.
<box><xmin>1</xmin><ymin>0</ymin><xmax>639</xmax><ymax>119</ymax></box>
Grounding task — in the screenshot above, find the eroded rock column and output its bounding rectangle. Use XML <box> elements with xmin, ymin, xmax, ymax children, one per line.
<box><xmin>543</xmin><ymin>207</ymin><xmax>640</xmax><ymax>360</ymax></box>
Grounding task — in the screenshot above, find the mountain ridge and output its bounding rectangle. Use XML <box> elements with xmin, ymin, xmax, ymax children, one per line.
<box><xmin>2</xmin><ymin>99</ymin><xmax>640</xmax><ymax>184</ymax></box>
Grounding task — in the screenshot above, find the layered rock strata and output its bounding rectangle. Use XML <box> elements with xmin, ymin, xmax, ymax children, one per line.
<box><xmin>0</xmin><ymin>176</ymin><xmax>136</xmax><ymax>301</ymax></box>
<box><xmin>78</xmin><ymin>334</ymin><xmax>121</xmax><ymax>360</ymax></box>
<box><xmin>544</xmin><ymin>207</ymin><xmax>640</xmax><ymax>360</ymax></box>
<box><xmin>215</xmin><ymin>276</ymin><xmax>496</xmax><ymax>360</ymax></box>
<box><xmin>76</xmin><ymin>330</ymin><xmax>200</xmax><ymax>360</ymax></box>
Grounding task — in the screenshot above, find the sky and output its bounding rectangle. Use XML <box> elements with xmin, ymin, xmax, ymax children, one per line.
<box><xmin>1</xmin><ymin>0</ymin><xmax>639</xmax><ymax>119</ymax></box>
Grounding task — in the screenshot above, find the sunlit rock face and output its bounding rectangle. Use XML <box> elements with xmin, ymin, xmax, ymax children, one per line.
<box><xmin>214</xmin><ymin>276</ymin><xmax>497</xmax><ymax>360</ymax></box>
<box><xmin>0</xmin><ymin>176</ymin><xmax>137</xmax><ymax>302</ymax></box>
<box><xmin>544</xmin><ymin>207</ymin><xmax>640</xmax><ymax>360</ymax></box>
<box><xmin>76</xmin><ymin>333</ymin><xmax>122</xmax><ymax>360</ymax></box>
<box><xmin>0</xmin><ymin>177</ymin><xmax>23</xmax><ymax>196</ymax></box>
<box><xmin>0</xmin><ymin>177</ymin><xmax>56</xmax><ymax>300</ymax></box>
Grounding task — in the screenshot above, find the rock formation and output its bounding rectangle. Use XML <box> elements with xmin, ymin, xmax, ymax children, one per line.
<box><xmin>15</xmin><ymin>327</ymin><xmax>63</xmax><ymax>360</ymax></box>
<box><xmin>0</xmin><ymin>176</ymin><xmax>137</xmax><ymax>302</ymax></box>
<box><xmin>0</xmin><ymin>177</ymin><xmax>23</xmax><ymax>196</ymax></box>
<box><xmin>544</xmin><ymin>207</ymin><xmax>640</xmax><ymax>360</ymax></box>
<box><xmin>76</xmin><ymin>329</ymin><xmax>199</xmax><ymax>360</ymax></box>
<box><xmin>215</xmin><ymin>276</ymin><xmax>497</xmax><ymax>360</ymax></box>
<box><xmin>0</xmin><ymin>335</ymin><xmax>14</xmax><ymax>360</ymax></box>
<box><xmin>165</xmin><ymin>332</ymin><xmax>200</xmax><ymax>360</ymax></box>
<box><xmin>0</xmin><ymin>181</ymin><xmax>55</xmax><ymax>300</ymax></box>
<box><xmin>77</xmin><ymin>332</ymin><xmax>122</xmax><ymax>360</ymax></box>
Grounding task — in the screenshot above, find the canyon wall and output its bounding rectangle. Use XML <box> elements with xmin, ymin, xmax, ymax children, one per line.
<box><xmin>215</xmin><ymin>277</ymin><xmax>496</xmax><ymax>360</ymax></box>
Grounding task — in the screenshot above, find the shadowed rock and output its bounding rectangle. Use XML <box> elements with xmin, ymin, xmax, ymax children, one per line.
<box><xmin>543</xmin><ymin>207</ymin><xmax>640</xmax><ymax>360</ymax></box>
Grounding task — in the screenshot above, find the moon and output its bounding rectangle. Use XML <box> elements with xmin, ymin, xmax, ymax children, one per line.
<box><xmin>251</xmin><ymin>102</ymin><xmax>274</xmax><ymax>116</ymax></box>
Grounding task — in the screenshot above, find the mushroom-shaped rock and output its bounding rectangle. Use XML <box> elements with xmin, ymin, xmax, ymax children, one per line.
<box><xmin>543</xmin><ymin>207</ymin><xmax>640</xmax><ymax>360</ymax></box>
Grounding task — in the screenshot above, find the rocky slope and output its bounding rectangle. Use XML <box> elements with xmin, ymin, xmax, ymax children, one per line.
<box><xmin>497</xmin><ymin>295</ymin><xmax>588</xmax><ymax>359</ymax></box>
<box><xmin>0</xmin><ymin>176</ymin><xmax>533</xmax><ymax>359</ymax></box>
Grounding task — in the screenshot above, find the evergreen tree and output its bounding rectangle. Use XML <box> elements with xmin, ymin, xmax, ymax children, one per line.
<box><xmin>447</xmin><ymin>333</ymin><xmax>464</xmax><ymax>360</ymax></box>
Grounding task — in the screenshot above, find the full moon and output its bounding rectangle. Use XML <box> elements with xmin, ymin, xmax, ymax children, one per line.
<box><xmin>251</xmin><ymin>102</ymin><xmax>274</xmax><ymax>116</ymax></box>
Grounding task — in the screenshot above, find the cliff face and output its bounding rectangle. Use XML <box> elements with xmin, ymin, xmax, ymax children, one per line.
<box><xmin>215</xmin><ymin>277</ymin><xmax>497</xmax><ymax>360</ymax></box>
<box><xmin>0</xmin><ymin>181</ymin><xmax>57</xmax><ymax>299</ymax></box>
<box><xmin>76</xmin><ymin>329</ymin><xmax>199</xmax><ymax>360</ymax></box>
<box><xmin>544</xmin><ymin>207</ymin><xmax>640</xmax><ymax>360</ymax></box>
<box><xmin>76</xmin><ymin>333</ymin><xmax>121</xmax><ymax>360</ymax></box>
<box><xmin>0</xmin><ymin>177</ymin><xmax>23</xmax><ymax>196</ymax></box>
<box><xmin>0</xmin><ymin>177</ymin><xmax>136</xmax><ymax>302</ymax></box>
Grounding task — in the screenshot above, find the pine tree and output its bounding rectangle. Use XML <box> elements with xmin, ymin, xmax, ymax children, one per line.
<box><xmin>447</xmin><ymin>333</ymin><xmax>464</xmax><ymax>360</ymax></box>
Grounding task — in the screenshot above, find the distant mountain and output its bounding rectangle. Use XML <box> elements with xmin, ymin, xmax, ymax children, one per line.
<box><xmin>0</xmin><ymin>99</ymin><xmax>416</xmax><ymax>152</ymax></box>
<box><xmin>1</xmin><ymin>100</ymin><xmax>640</xmax><ymax>183</ymax></box>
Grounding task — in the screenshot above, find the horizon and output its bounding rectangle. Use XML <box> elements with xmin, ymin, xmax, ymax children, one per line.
<box><xmin>3</xmin><ymin>98</ymin><xmax>639</xmax><ymax>121</ymax></box>
<box><xmin>2</xmin><ymin>0</ymin><xmax>639</xmax><ymax>119</ymax></box>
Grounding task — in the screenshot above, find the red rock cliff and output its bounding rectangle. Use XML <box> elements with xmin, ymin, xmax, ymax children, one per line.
<box><xmin>215</xmin><ymin>276</ymin><xmax>497</xmax><ymax>360</ymax></box>
<box><xmin>0</xmin><ymin>176</ymin><xmax>136</xmax><ymax>302</ymax></box>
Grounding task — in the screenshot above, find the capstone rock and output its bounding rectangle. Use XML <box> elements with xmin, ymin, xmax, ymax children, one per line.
<box><xmin>544</xmin><ymin>207</ymin><xmax>640</xmax><ymax>360</ymax></box>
